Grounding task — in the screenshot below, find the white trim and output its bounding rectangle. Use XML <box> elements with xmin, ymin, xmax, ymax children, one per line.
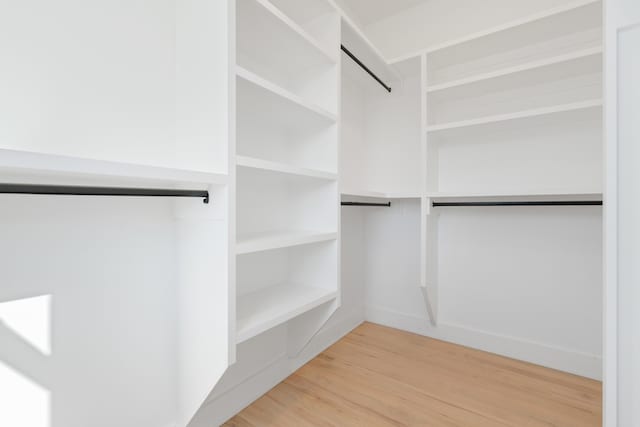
<box><xmin>365</xmin><ymin>305</ymin><xmax>602</xmax><ymax>380</ymax></box>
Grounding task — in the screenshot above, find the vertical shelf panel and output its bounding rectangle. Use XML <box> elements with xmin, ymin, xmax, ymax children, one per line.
<box><xmin>234</xmin><ymin>0</ymin><xmax>340</xmax><ymax>353</ymax></box>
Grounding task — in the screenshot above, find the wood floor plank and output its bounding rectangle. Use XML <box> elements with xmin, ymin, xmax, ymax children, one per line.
<box><xmin>325</xmin><ymin>336</ymin><xmax>599</xmax><ymax>426</ymax></box>
<box><xmin>223</xmin><ymin>322</ymin><xmax>602</xmax><ymax>427</ymax></box>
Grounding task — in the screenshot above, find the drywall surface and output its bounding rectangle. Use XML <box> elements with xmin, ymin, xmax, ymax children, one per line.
<box><xmin>0</xmin><ymin>197</ymin><xmax>179</xmax><ymax>427</ymax></box>
<box><xmin>363</xmin><ymin>202</ymin><xmax>603</xmax><ymax>379</ymax></box>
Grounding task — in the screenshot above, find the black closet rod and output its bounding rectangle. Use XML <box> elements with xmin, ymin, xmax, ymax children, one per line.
<box><xmin>342</xmin><ymin>201</ymin><xmax>391</xmax><ymax>207</ymax></box>
<box><xmin>341</xmin><ymin>45</ymin><xmax>392</xmax><ymax>93</ymax></box>
<box><xmin>0</xmin><ymin>183</ymin><xmax>210</xmax><ymax>204</ymax></box>
<box><xmin>432</xmin><ymin>201</ymin><xmax>602</xmax><ymax>207</ymax></box>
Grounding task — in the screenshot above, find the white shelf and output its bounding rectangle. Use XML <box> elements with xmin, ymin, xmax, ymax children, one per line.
<box><xmin>389</xmin><ymin>0</ymin><xmax>601</xmax><ymax>62</ymax></box>
<box><xmin>427</xmin><ymin>191</ymin><xmax>603</xmax><ymax>201</ymax></box>
<box><xmin>237</xmin><ymin>156</ymin><xmax>337</xmax><ymax>180</ymax></box>
<box><xmin>268</xmin><ymin>0</ymin><xmax>338</xmax><ymax>54</ymax></box>
<box><xmin>236</xmin><ymin>66</ymin><xmax>337</xmax><ymax>123</ymax></box>
<box><xmin>236</xmin><ymin>230</ymin><xmax>337</xmax><ymax>254</ymax></box>
<box><xmin>238</xmin><ymin>0</ymin><xmax>337</xmax><ymax>66</ymax></box>
<box><xmin>341</xmin><ymin>189</ymin><xmax>421</xmax><ymax>199</ymax></box>
<box><xmin>236</xmin><ymin>283</ymin><xmax>338</xmax><ymax>343</ymax></box>
<box><xmin>0</xmin><ymin>148</ymin><xmax>227</xmax><ymax>187</ymax></box>
<box><xmin>427</xmin><ymin>99</ymin><xmax>602</xmax><ymax>133</ymax></box>
<box><xmin>427</xmin><ymin>46</ymin><xmax>603</xmax><ymax>93</ymax></box>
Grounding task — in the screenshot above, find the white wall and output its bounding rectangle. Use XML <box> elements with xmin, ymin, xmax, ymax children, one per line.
<box><xmin>340</xmin><ymin>75</ymin><xmax>368</xmax><ymax>191</ymax></box>
<box><xmin>363</xmin><ymin>75</ymin><xmax>422</xmax><ymax>195</ymax></box>
<box><xmin>362</xmin><ymin>0</ymin><xmax>579</xmax><ymax>61</ymax></box>
<box><xmin>0</xmin><ymin>0</ymin><xmax>229</xmax><ymax>174</ymax></box>
<box><xmin>437</xmin><ymin>207</ymin><xmax>602</xmax><ymax>365</ymax></box>
<box><xmin>363</xmin><ymin>201</ymin><xmax>423</xmax><ymax>319</ymax></box>
<box><xmin>0</xmin><ymin>197</ymin><xmax>179</xmax><ymax>427</ymax></box>
<box><xmin>362</xmin><ymin>202</ymin><xmax>603</xmax><ymax>379</ymax></box>
<box><xmin>341</xmin><ymin>57</ymin><xmax>422</xmax><ymax>195</ymax></box>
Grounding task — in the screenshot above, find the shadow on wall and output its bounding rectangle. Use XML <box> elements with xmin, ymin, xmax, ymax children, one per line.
<box><xmin>0</xmin><ymin>195</ymin><xmax>180</xmax><ymax>427</ymax></box>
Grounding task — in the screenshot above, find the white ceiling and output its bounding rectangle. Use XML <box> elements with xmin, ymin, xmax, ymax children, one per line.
<box><xmin>340</xmin><ymin>0</ymin><xmax>427</xmax><ymax>26</ymax></box>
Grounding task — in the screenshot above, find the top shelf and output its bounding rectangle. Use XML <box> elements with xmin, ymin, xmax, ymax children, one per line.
<box><xmin>390</xmin><ymin>0</ymin><xmax>601</xmax><ymax>63</ymax></box>
<box><xmin>0</xmin><ymin>148</ymin><xmax>227</xmax><ymax>187</ymax></box>
<box><xmin>237</xmin><ymin>0</ymin><xmax>337</xmax><ymax>67</ymax></box>
<box><xmin>426</xmin><ymin>0</ymin><xmax>602</xmax><ymax>87</ymax></box>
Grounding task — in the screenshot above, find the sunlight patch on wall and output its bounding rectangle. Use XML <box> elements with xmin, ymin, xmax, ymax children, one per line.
<box><xmin>0</xmin><ymin>295</ymin><xmax>51</xmax><ymax>355</ymax></box>
<box><xmin>0</xmin><ymin>360</ymin><xmax>50</xmax><ymax>427</ymax></box>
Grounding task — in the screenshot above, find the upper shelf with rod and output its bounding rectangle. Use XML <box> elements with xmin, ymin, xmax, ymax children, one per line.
<box><xmin>427</xmin><ymin>191</ymin><xmax>603</xmax><ymax>206</ymax></box>
<box><xmin>0</xmin><ymin>148</ymin><xmax>228</xmax><ymax>188</ymax></box>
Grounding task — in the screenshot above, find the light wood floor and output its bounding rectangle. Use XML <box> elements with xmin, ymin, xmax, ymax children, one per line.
<box><xmin>223</xmin><ymin>322</ymin><xmax>602</xmax><ymax>427</ymax></box>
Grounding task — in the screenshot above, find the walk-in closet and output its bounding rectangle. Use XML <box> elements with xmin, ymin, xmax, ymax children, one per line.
<box><xmin>1</xmin><ymin>0</ymin><xmax>638</xmax><ymax>426</ymax></box>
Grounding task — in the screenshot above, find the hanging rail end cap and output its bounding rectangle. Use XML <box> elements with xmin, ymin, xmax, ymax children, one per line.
<box><xmin>203</xmin><ymin>193</ymin><xmax>210</xmax><ymax>204</ymax></box>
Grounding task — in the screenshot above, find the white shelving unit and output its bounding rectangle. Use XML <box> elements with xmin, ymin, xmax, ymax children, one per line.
<box><xmin>424</xmin><ymin>0</ymin><xmax>602</xmax><ymax>84</ymax></box>
<box><xmin>420</xmin><ymin>0</ymin><xmax>604</xmax><ymax>325</ymax></box>
<box><xmin>237</xmin><ymin>0</ymin><xmax>338</xmax><ymax>114</ymax></box>
<box><xmin>236</xmin><ymin>66</ymin><xmax>338</xmax><ymax>174</ymax></box>
<box><xmin>235</xmin><ymin>0</ymin><xmax>340</xmax><ymax>350</ymax></box>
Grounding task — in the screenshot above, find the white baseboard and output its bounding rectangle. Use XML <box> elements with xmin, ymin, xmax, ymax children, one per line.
<box><xmin>365</xmin><ymin>305</ymin><xmax>602</xmax><ymax>380</ymax></box>
<box><xmin>189</xmin><ymin>311</ymin><xmax>365</xmax><ymax>427</ymax></box>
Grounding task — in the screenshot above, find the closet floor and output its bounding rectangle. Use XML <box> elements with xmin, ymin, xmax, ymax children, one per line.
<box><xmin>223</xmin><ymin>322</ymin><xmax>602</xmax><ymax>426</ymax></box>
